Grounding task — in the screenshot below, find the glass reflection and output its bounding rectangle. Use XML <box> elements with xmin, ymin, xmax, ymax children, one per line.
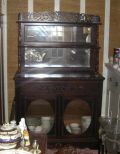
<box><xmin>26</xmin><ymin>99</ymin><xmax>54</xmax><ymax>134</ymax></box>
<box><xmin>25</xmin><ymin>26</ymin><xmax>91</xmax><ymax>43</ymax></box>
<box><xmin>64</xmin><ymin>99</ymin><xmax>91</xmax><ymax>135</ymax></box>
<box><xmin>83</xmin><ymin>27</ymin><xmax>91</xmax><ymax>43</ymax></box>
<box><xmin>25</xmin><ymin>47</ymin><xmax>90</xmax><ymax>68</ymax></box>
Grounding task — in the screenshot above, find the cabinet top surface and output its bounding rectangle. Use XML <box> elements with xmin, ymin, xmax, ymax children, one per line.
<box><xmin>14</xmin><ymin>70</ymin><xmax>104</xmax><ymax>81</ymax></box>
<box><xmin>18</xmin><ymin>11</ymin><xmax>100</xmax><ymax>24</ymax></box>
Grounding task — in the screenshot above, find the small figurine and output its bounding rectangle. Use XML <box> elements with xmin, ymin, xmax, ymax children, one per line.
<box><xmin>19</xmin><ymin>118</ymin><xmax>30</xmax><ymax>147</ymax></box>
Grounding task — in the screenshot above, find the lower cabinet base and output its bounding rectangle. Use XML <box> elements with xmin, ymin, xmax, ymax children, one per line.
<box><xmin>14</xmin><ymin>73</ymin><xmax>104</xmax><ymax>152</ymax></box>
<box><xmin>47</xmin><ymin>138</ymin><xmax>100</xmax><ymax>149</ymax></box>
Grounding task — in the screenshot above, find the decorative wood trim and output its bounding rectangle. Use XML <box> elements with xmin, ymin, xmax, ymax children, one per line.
<box><xmin>80</xmin><ymin>0</ymin><xmax>86</xmax><ymax>13</ymax></box>
<box><xmin>1</xmin><ymin>0</ymin><xmax>8</xmax><ymax>122</ymax></box>
<box><xmin>54</xmin><ymin>0</ymin><xmax>60</xmax><ymax>12</ymax></box>
<box><xmin>101</xmin><ymin>0</ymin><xmax>110</xmax><ymax>116</ymax></box>
<box><xmin>28</xmin><ymin>0</ymin><xmax>33</xmax><ymax>12</ymax></box>
<box><xmin>18</xmin><ymin>12</ymin><xmax>100</xmax><ymax>24</ymax></box>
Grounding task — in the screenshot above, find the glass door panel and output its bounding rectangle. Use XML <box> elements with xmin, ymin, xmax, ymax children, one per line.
<box><xmin>64</xmin><ymin>99</ymin><xmax>91</xmax><ymax>135</ymax></box>
<box><xmin>25</xmin><ymin>99</ymin><xmax>54</xmax><ymax>134</ymax></box>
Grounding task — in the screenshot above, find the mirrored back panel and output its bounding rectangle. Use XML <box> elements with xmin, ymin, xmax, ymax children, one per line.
<box><xmin>24</xmin><ymin>25</ymin><xmax>92</xmax><ymax>43</ymax></box>
<box><xmin>24</xmin><ymin>47</ymin><xmax>90</xmax><ymax>68</ymax></box>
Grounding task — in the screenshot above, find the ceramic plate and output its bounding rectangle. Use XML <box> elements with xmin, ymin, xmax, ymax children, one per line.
<box><xmin>0</xmin><ymin>149</ymin><xmax>32</xmax><ymax>154</ymax></box>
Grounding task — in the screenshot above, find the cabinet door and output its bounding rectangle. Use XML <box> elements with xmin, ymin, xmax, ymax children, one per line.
<box><xmin>61</xmin><ymin>96</ymin><xmax>100</xmax><ymax>139</ymax></box>
<box><xmin>15</xmin><ymin>95</ymin><xmax>57</xmax><ymax>136</ymax></box>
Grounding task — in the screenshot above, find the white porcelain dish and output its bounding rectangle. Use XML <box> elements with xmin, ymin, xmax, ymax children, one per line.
<box><xmin>0</xmin><ymin>142</ymin><xmax>17</xmax><ymax>150</ymax></box>
<box><xmin>0</xmin><ymin>149</ymin><xmax>32</xmax><ymax>154</ymax></box>
<box><xmin>71</xmin><ymin>127</ymin><xmax>81</xmax><ymax>134</ymax></box>
<box><xmin>69</xmin><ymin>123</ymin><xmax>80</xmax><ymax>128</ymax></box>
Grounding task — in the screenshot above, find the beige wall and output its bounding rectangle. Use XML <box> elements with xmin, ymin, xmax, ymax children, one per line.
<box><xmin>86</xmin><ymin>0</ymin><xmax>105</xmax><ymax>73</ymax></box>
<box><xmin>61</xmin><ymin>0</ymin><xmax>80</xmax><ymax>12</ymax></box>
<box><xmin>7</xmin><ymin>0</ymin><xmax>120</xmax><ymax>118</ymax></box>
<box><xmin>34</xmin><ymin>0</ymin><xmax>54</xmax><ymax>12</ymax></box>
<box><xmin>7</xmin><ymin>0</ymin><xmax>28</xmax><ymax>115</ymax></box>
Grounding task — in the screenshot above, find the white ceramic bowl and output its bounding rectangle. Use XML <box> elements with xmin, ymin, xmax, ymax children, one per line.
<box><xmin>28</xmin><ymin>125</ymin><xmax>35</xmax><ymax>131</ymax></box>
<box><xmin>71</xmin><ymin>127</ymin><xmax>81</xmax><ymax>135</ymax></box>
<box><xmin>34</xmin><ymin>126</ymin><xmax>42</xmax><ymax>133</ymax></box>
<box><xmin>81</xmin><ymin>116</ymin><xmax>91</xmax><ymax>130</ymax></box>
<box><xmin>70</xmin><ymin>123</ymin><xmax>80</xmax><ymax>129</ymax></box>
<box><xmin>41</xmin><ymin>116</ymin><xmax>51</xmax><ymax>121</ymax></box>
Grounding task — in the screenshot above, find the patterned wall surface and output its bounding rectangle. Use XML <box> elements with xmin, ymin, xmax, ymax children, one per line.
<box><xmin>34</xmin><ymin>0</ymin><xmax>54</xmax><ymax>12</ymax></box>
<box><xmin>7</xmin><ymin>0</ymin><xmax>28</xmax><ymax>116</ymax></box>
<box><xmin>61</xmin><ymin>0</ymin><xmax>80</xmax><ymax>13</ymax></box>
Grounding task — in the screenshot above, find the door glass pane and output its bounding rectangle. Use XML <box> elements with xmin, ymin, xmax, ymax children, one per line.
<box><xmin>64</xmin><ymin>99</ymin><xmax>91</xmax><ymax>135</ymax></box>
<box><xmin>25</xmin><ymin>99</ymin><xmax>54</xmax><ymax>134</ymax></box>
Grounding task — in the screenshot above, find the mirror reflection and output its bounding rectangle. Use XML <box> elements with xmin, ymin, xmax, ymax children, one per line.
<box><xmin>25</xmin><ymin>99</ymin><xmax>54</xmax><ymax>134</ymax></box>
<box><xmin>25</xmin><ymin>47</ymin><xmax>90</xmax><ymax>68</ymax></box>
<box><xmin>64</xmin><ymin>98</ymin><xmax>91</xmax><ymax>135</ymax></box>
<box><xmin>25</xmin><ymin>26</ymin><xmax>91</xmax><ymax>43</ymax></box>
<box><xmin>83</xmin><ymin>27</ymin><xmax>91</xmax><ymax>43</ymax></box>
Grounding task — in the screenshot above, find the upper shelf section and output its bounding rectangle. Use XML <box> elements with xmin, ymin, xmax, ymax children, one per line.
<box><xmin>18</xmin><ymin>12</ymin><xmax>101</xmax><ymax>24</ymax></box>
<box><xmin>17</xmin><ymin>12</ymin><xmax>100</xmax><ymax>73</ymax></box>
<box><xmin>22</xmin><ymin>25</ymin><xmax>97</xmax><ymax>46</ymax></box>
<box><xmin>19</xmin><ymin>12</ymin><xmax>100</xmax><ymax>47</ymax></box>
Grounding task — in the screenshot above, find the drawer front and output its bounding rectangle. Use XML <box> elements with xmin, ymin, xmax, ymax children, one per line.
<box><xmin>17</xmin><ymin>80</ymin><xmax>101</xmax><ymax>97</ymax></box>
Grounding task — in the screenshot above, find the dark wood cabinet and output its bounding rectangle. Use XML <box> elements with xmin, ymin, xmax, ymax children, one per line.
<box><xmin>14</xmin><ymin>12</ymin><xmax>104</xmax><ymax>149</ymax></box>
<box><xmin>0</xmin><ymin>14</ymin><xmax>4</xmax><ymax>124</ymax></box>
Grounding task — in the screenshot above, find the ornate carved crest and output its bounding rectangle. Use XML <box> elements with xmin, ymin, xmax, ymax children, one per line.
<box><xmin>18</xmin><ymin>11</ymin><xmax>100</xmax><ymax>24</ymax></box>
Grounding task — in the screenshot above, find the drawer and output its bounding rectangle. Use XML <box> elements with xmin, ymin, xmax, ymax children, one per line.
<box><xmin>63</xmin><ymin>81</ymin><xmax>101</xmax><ymax>96</ymax></box>
<box><xmin>17</xmin><ymin>80</ymin><xmax>101</xmax><ymax>97</ymax></box>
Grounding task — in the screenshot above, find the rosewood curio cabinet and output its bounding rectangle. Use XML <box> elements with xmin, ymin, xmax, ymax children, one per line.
<box><xmin>14</xmin><ymin>12</ymin><xmax>104</xmax><ymax>149</ymax></box>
